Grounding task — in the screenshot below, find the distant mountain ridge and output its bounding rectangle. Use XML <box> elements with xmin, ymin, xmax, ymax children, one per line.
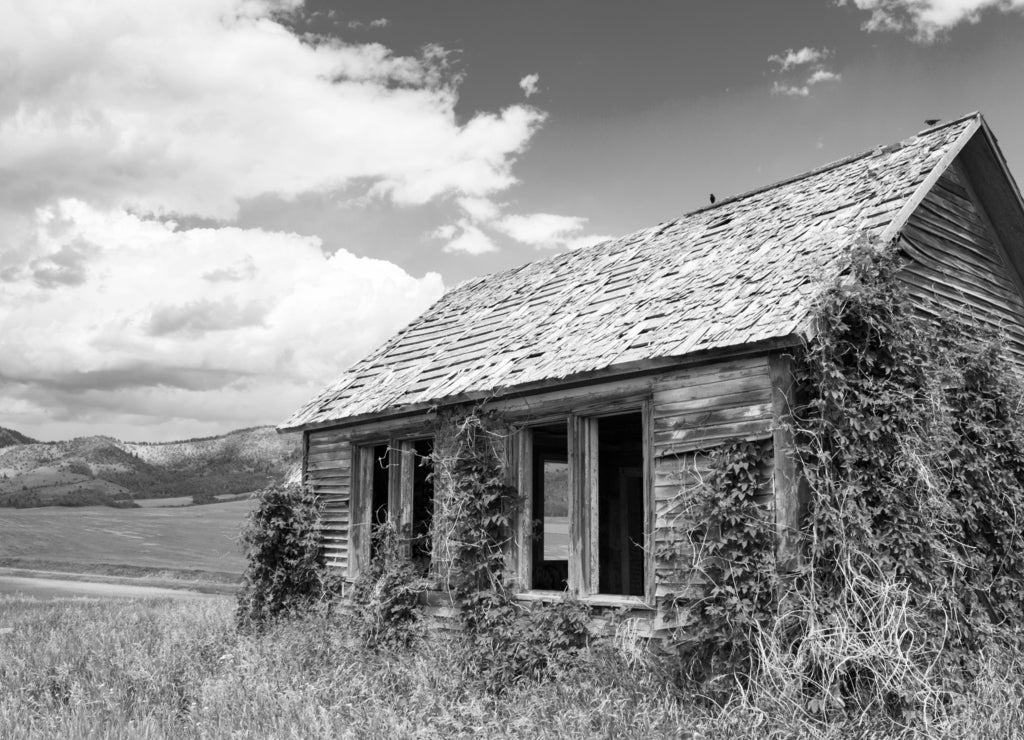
<box><xmin>0</xmin><ymin>426</ymin><xmax>38</xmax><ymax>448</ymax></box>
<box><xmin>0</xmin><ymin>426</ymin><xmax>300</xmax><ymax>508</ymax></box>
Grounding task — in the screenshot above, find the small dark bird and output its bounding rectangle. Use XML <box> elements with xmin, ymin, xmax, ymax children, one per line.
<box><xmin>709</xmin><ymin>193</ymin><xmax>716</xmax><ymax>204</ymax></box>
<box><xmin>925</xmin><ymin>118</ymin><xmax>941</xmax><ymax>126</ymax></box>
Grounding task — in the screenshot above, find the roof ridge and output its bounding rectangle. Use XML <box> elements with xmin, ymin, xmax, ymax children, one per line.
<box><xmin>684</xmin><ymin>112</ymin><xmax>981</xmax><ymax>219</ymax></box>
<box><xmin>445</xmin><ymin>113</ymin><xmax>982</xmax><ymax>298</ymax></box>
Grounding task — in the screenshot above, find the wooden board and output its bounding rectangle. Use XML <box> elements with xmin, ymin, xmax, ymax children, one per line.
<box><xmin>307</xmin><ymin>428</ymin><xmax>353</xmax><ymax>571</ymax></box>
<box><xmin>898</xmin><ymin>163</ymin><xmax>1024</xmax><ymax>371</ymax></box>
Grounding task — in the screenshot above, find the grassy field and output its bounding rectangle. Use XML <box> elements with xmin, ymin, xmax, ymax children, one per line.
<box><xmin>0</xmin><ymin>500</ymin><xmax>251</xmax><ymax>578</ymax></box>
<box><xmin>2</xmin><ymin>595</ymin><xmax>1021</xmax><ymax>739</ymax></box>
<box><xmin>0</xmin><ymin>596</ymin><xmax>698</xmax><ymax>740</ymax></box>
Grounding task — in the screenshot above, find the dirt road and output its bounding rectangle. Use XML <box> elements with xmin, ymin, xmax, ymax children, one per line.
<box><xmin>0</xmin><ymin>574</ymin><xmax>225</xmax><ymax>601</ymax></box>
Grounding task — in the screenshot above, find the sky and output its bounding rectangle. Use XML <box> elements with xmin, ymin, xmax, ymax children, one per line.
<box><xmin>2</xmin><ymin>0</ymin><xmax>1024</xmax><ymax>443</ymax></box>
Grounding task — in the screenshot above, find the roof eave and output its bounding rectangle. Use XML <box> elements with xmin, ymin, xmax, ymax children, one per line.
<box><xmin>277</xmin><ymin>334</ymin><xmax>804</xmax><ymax>435</ymax></box>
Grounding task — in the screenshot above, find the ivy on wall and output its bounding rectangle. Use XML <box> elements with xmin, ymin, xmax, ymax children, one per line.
<box><xmin>430</xmin><ymin>408</ymin><xmax>519</xmax><ymax>597</ymax></box>
<box><xmin>790</xmin><ymin>240</ymin><xmax>1024</xmax><ymax>704</ymax></box>
<box><xmin>660</xmin><ymin>238</ymin><xmax>1024</xmax><ymax>724</ymax></box>
<box><xmin>659</xmin><ymin>440</ymin><xmax>777</xmax><ymax>684</ymax></box>
<box><xmin>431</xmin><ymin>407</ymin><xmax>591</xmax><ymax>692</ymax></box>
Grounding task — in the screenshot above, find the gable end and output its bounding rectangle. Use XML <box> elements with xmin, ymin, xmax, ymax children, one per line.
<box><xmin>898</xmin><ymin>152</ymin><xmax>1024</xmax><ymax>369</ymax></box>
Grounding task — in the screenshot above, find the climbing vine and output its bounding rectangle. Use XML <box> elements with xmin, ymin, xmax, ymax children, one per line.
<box><xmin>430</xmin><ymin>407</ymin><xmax>519</xmax><ymax>598</ymax></box>
<box><xmin>785</xmin><ymin>238</ymin><xmax>1024</xmax><ymax>723</ymax></box>
<box><xmin>659</xmin><ymin>237</ymin><xmax>1024</xmax><ymax>727</ymax></box>
<box><xmin>660</xmin><ymin>440</ymin><xmax>778</xmax><ymax>685</ymax></box>
<box><xmin>345</xmin><ymin>405</ymin><xmax>592</xmax><ymax>688</ymax></box>
<box><xmin>431</xmin><ymin>406</ymin><xmax>591</xmax><ymax>691</ymax></box>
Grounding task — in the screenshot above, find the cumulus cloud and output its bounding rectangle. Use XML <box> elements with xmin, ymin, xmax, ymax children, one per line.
<box><xmin>0</xmin><ymin>200</ymin><xmax>444</xmax><ymax>437</ymax></box>
<box><xmin>348</xmin><ymin>17</ymin><xmax>389</xmax><ymax>29</ymax></box>
<box><xmin>0</xmin><ymin>0</ymin><xmax>577</xmax><ymax>439</ymax></box>
<box><xmin>768</xmin><ymin>46</ymin><xmax>841</xmax><ymax>97</ymax></box>
<box><xmin>0</xmin><ymin>0</ymin><xmax>544</xmax><ymax>221</ymax></box>
<box><xmin>435</xmin><ymin>220</ymin><xmax>498</xmax><ymax>255</ymax></box>
<box><xmin>767</xmin><ymin>47</ymin><xmax>826</xmax><ymax>71</ymax></box>
<box><xmin>839</xmin><ymin>0</ymin><xmax>1024</xmax><ymax>41</ymax></box>
<box><xmin>456</xmin><ymin>196</ymin><xmax>502</xmax><ymax>222</ymax></box>
<box><xmin>519</xmin><ymin>73</ymin><xmax>540</xmax><ymax>97</ymax></box>
<box><xmin>431</xmin><ymin>194</ymin><xmax>608</xmax><ymax>255</ymax></box>
<box><xmin>495</xmin><ymin>213</ymin><xmax>609</xmax><ymax>250</ymax></box>
<box><xmin>29</xmin><ymin>239</ymin><xmax>99</xmax><ymax>288</ymax></box>
<box><xmin>807</xmin><ymin>69</ymin><xmax>842</xmax><ymax>85</ymax></box>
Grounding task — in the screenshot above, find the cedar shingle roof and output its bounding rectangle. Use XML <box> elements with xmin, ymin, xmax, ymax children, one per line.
<box><xmin>280</xmin><ymin>114</ymin><xmax>981</xmax><ymax>431</ymax></box>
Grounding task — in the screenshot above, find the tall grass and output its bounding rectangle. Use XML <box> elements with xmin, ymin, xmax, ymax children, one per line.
<box><xmin>3</xmin><ymin>595</ymin><xmax>1023</xmax><ymax>738</ymax></box>
<box><xmin>0</xmin><ymin>596</ymin><xmax>690</xmax><ymax>739</ymax></box>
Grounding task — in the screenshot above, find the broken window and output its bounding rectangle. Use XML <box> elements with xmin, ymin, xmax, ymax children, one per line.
<box><xmin>369</xmin><ymin>443</ymin><xmax>391</xmax><ymax>560</ymax></box>
<box><xmin>410</xmin><ymin>438</ymin><xmax>434</xmax><ymax>569</ymax></box>
<box><xmin>521</xmin><ymin>409</ymin><xmax>649</xmax><ymax>599</ymax></box>
<box><xmin>357</xmin><ymin>437</ymin><xmax>434</xmax><ymax>571</ymax></box>
<box><xmin>531</xmin><ymin>422</ymin><xmax>569</xmax><ymax>591</ymax></box>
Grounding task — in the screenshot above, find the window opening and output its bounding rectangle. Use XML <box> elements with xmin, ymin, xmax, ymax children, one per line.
<box><xmin>532</xmin><ymin>422</ymin><xmax>569</xmax><ymax>591</ymax></box>
<box><xmin>369</xmin><ymin>443</ymin><xmax>390</xmax><ymax>559</ymax></box>
<box><xmin>410</xmin><ymin>438</ymin><xmax>434</xmax><ymax>568</ymax></box>
<box><xmin>596</xmin><ymin>412</ymin><xmax>645</xmax><ymax>596</ymax></box>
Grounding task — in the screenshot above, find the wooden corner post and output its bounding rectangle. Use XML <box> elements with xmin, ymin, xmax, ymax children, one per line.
<box><xmin>768</xmin><ymin>352</ymin><xmax>802</xmax><ymax>572</ymax></box>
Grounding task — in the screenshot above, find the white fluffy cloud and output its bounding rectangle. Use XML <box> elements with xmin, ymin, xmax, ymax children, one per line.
<box><xmin>768</xmin><ymin>46</ymin><xmax>841</xmax><ymax>97</ymax></box>
<box><xmin>436</xmin><ymin>220</ymin><xmax>498</xmax><ymax>255</ymax></box>
<box><xmin>767</xmin><ymin>47</ymin><xmax>826</xmax><ymax>71</ymax></box>
<box><xmin>0</xmin><ymin>201</ymin><xmax>444</xmax><ymax>438</ymax></box>
<box><xmin>840</xmin><ymin>0</ymin><xmax>1024</xmax><ymax>41</ymax></box>
<box><xmin>0</xmin><ymin>0</ymin><xmax>544</xmax><ymax>220</ymax></box>
<box><xmin>0</xmin><ymin>0</ymin><xmax>556</xmax><ymax>439</ymax></box>
<box><xmin>495</xmin><ymin>213</ymin><xmax>609</xmax><ymax>250</ymax></box>
<box><xmin>431</xmin><ymin>196</ymin><xmax>609</xmax><ymax>255</ymax></box>
<box><xmin>519</xmin><ymin>73</ymin><xmax>540</xmax><ymax>97</ymax></box>
<box><xmin>432</xmin><ymin>206</ymin><xmax>610</xmax><ymax>254</ymax></box>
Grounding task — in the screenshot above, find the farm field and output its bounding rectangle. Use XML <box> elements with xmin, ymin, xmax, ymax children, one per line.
<box><xmin>2</xmin><ymin>595</ymin><xmax>1020</xmax><ymax>739</ymax></box>
<box><xmin>0</xmin><ymin>597</ymin><xmax>694</xmax><ymax>739</ymax></box>
<box><xmin>0</xmin><ymin>499</ymin><xmax>252</xmax><ymax>578</ymax></box>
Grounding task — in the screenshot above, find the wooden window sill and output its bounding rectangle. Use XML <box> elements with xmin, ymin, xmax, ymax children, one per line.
<box><xmin>514</xmin><ymin>591</ymin><xmax>653</xmax><ymax>610</ymax></box>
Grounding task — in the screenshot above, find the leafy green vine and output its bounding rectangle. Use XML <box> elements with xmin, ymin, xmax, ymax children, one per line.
<box><xmin>786</xmin><ymin>239</ymin><xmax>1024</xmax><ymax>721</ymax></box>
<box><xmin>660</xmin><ymin>439</ymin><xmax>777</xmax><ymax>684</ymax></box>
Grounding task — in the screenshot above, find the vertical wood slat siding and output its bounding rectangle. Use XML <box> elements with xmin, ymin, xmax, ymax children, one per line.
<box><xmin>650</xmin><ymin>355</ymin><xmax>776</xmax><ymax>601</ymax></box>
<box><xmin>899</xmin><ymin>165</ymin><xmax>1024</xmax><ymax>369</ymax></box>
<box><xmin>307</xmin><ymin>428</ymin><xmax>353</xmax><ymax>571</ymax></box>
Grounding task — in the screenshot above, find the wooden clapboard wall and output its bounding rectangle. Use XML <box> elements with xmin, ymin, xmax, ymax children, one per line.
<box><xmin>899</xmin><ymin>162</ymin><xmax>1024</xmax><ymax>367</ymax></box>
<box><xmin>305</xmin><ymin>428</ymin><xmax>353</xmax><ymax>571</ymax></box>
<box><xmin>649</xmin><ymin>355</ymin><xmax>777</xmax><ymax>602</ymax></box>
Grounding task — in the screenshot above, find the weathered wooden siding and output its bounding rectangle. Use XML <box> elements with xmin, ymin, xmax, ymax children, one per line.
<box><xmin>303</xmin><ymin>352</ymin><xmax>793</xmax><ymax>607</ymax></box>
<box><xmin>305</xmin><ymin>428</ymin><xmax>353</xmax><ymax>571</ymax></box>
<box><xmin>650</xmin><ymin>355</ymin><xmax>777</xmax><ymax>602</ymax></box>
<box><xmin>899</xmin><ymin>162</ymin><xmax>1024</xmax><ymax>366</ymax></box>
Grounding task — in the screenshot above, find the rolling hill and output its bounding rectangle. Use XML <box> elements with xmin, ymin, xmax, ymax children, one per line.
<box><xmin>0</xmin><ymin>426</ymin><xmax>300</xmax><ymax>508</ymax></box>
<box><xmin>0</xmin><ymin>426</ymin><xmax>38</xmax><ymax>448</ymax></box>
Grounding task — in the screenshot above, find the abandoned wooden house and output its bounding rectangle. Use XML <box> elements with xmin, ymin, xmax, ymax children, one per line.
<box><xmin>279</xmin><ymin>112</ymin><xmax>1024</xmax><ymax>627</ymax></box>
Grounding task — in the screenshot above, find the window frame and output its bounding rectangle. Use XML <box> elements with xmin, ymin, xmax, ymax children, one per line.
<box><xmin>350</xmin><ymin>434</ymin><xmax>434</xmax><ymax>580</ymax></box>
<box><xmin>515</xmin><ymin>400</ymin><xmax>654</xmax><ymax>606</ymax></box>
